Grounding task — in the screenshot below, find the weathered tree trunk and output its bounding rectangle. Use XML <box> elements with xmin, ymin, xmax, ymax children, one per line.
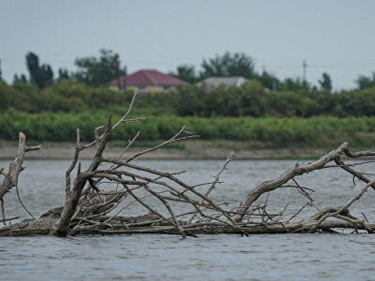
<box><xmin>1</xmin><ymin>94</ymin><xmax>375</xmax><ymax>237</ymax></box>
<box><xmin>49</xmin><ymin>117</ymin><xmax>113</xmax><ymax>236</ymax></box>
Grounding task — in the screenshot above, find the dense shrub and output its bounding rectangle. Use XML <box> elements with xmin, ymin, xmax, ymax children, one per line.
<box><xmin>2</xmin><ymin>80</ymin><xmax>375</xmax><ymax>119</ymax></box>
<box><xmin>1</xmin><ymin>109</ymin><xmax>374</xmax><ymax>149</ymax></box>
<box><xmin>2</xmin><ymin>80</ymin><xmax>375</xmax><ymax>149</ymax></box>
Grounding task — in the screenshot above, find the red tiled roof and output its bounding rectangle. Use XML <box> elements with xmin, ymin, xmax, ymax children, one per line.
<box><xmin>109</xmin><ymin>69</ymin><xmax>189</xmax><ymax>87</ymax></box>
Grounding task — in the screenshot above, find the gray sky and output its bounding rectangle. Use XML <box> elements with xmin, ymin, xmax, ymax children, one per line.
<box><xmin>1</xmin><ymin>0</ymin><xmax>374</xmax><ymax>90</ymax></box>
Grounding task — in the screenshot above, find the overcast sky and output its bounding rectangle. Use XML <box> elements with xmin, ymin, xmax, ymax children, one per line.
<box><xmin>1</xmin><ymin>0</ymin><xmax>374</xmax><ymax>90</ymax></box>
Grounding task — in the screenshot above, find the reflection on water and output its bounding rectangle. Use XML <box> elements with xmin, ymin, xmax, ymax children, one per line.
<box><xmin>1</xmin><ymin>159</ymin><xmax>375</xmax><ymax>281</ymax></box>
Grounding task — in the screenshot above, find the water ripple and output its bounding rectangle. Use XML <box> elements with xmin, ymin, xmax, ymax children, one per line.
<box><xmin>1</xmin><ymin>159</ymin><xmax>375</xmax><ymax>281</ymax></box>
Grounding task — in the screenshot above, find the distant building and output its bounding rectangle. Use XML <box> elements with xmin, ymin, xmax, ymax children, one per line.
<box><xmin>108</xmin><ymin>69</ymin><xmax>189</xmax><ymax>93</ymax></box>
<box><xmin>197</xmin><ymin>76</ymin><xmax>248</xmax><ymax>88</ymax></box>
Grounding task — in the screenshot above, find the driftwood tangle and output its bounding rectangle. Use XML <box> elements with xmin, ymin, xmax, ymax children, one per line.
<box><xmin>1</xmin><ymin>94</ymin><xmax>375</xmax><ymax>237</ymax></box>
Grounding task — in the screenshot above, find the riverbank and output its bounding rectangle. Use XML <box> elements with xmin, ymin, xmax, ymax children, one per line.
<box><xmin>0</xmin><ymin>139</ymin><xmax>331</xmax><ymax>160</ymax></box>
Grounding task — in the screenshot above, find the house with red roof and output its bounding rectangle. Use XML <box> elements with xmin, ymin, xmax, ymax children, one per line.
<box><xmin>108</xmin><ymin>69</ymin><xmax>189</xmax><ymax>93</ymax></box>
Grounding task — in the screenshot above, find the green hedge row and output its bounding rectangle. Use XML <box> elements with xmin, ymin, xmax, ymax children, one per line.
<box><xmin>1</xmin><ymin>109</ymin><xmax>375</xmax><ymax>148</ymax></box>
<box><xmin>3</xmin><ymin>80</ymin><xmax>375</xmax><ymax>118</ymax></box>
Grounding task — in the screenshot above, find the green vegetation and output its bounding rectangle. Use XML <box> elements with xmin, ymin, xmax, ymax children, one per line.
<box><xmin>1</xmin><ymin>105</ymin><xmax>375</xmax><ymax>150</ymax></box>
<box><xmin>1</xmin><ymin>78</ymin><xmax>375</xmax><ymax>149</ymax></box>
<box><xmin>2</xmin><ymin>49</ymin><xmax>375</xmax><ymax>150</ymax></box>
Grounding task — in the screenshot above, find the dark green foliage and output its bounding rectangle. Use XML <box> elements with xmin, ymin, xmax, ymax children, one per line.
<box><xmin>356</xmin><ymin>72</ymin><xmax>375</xmax><ymax>90</ymax></box>
<box><xmin>58</xmin><ymin>68</ymin><xmax>70</xmax><ymax>80</ymax></box>
<box><xmin>238</xmin><ymin>80</ymin><xmax>267</xmax><ymax>117</ymax></box>
<box><xmin>255</xmin><ymin>71</ymin><xmax>280</xmax><ymax>90</ymax></box>
<box><xmin>1</xmin><ymin>108</ymin><xmax>375</xmax><ymax>149</ymax></box>
<box><xmin>280</xmin><ymin>77</ymin><xmax>310</xmax><ymax>93</ymax></box>
<box><xmin>7</xmin><ymin>82</ymin><xmax>41</xmax><ymax>113</ymax></box>
<box><xmin>334</xmin><ymin>88</ymin><xmax>375</xmax><ymax>117</ymax></box>
<box><xmin>0</xmin><ymin>81</ymin><xmax>11</xmax><ymax>110</ymax></box>
<box><xmin>72</xmin><ymin>48</ymin><xmax>126</xmax><ymax>87</ymax></box>
<box><xmin>3</xmin><ymin>50</ymin><xmax>375</xmax><ymax>151</ymax></box>
<box><xmin>170</xmin><ymin>51</ymin><xmax>256</xmax><ymax>82</ymax></box>
<box><xmin>25</xmin><ymin>52</ymin><xmax>54</xmax><ymax>89</ymax></box>
<box><xmin>265</xmin><ymin>91</ymin><xmax>320</xmax><ymax>117</ymax></box>
<box><xmin>3</xmin><ymin>80</ymin><xmax>135</xmax><ymax>113</ymax></box>
<box><xmin>175</xmin><ymin>85</ymin><xmax>206</xmax><ymax>116</ymax></box>
<box><xmin>13</xmin><ymin>74</ymin><xmax>27</xmax><ymax>84</ymax></box>
<box><xmin>318</xmin><ymin>72</ymin><xmax>332</xmax><ymax>92</ymax></box>
<box><xmin>200</xmin><ymin>51</ymin><xmax>256</xmax><ymax>79</ymax></box>
<box><xmin>3</xmin><ymin>79</ymin><xmax>375</xmax><ymax>119</ymax></box>
<box><xmin>169</xmin><ymin>64</ymin><xmax>198</xmax><ymax>84</ymax></box>
<box><xmin>1</xmin><ymin>74</ymin><xmax>375</xmax><ymax>149</ymax></box>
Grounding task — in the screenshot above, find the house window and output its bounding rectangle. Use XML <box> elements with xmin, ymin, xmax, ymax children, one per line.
<box><xmin>138</xmin><ymin>87</ymin><xmax>146</xmax><ymax>94</ymax></box>
<box><xmin>163</xmin><ymin>86</ymin><xmax>169</xmax><ymax>93</ymax></box>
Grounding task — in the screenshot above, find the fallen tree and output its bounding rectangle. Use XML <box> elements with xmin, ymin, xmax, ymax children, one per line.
<box><xmin>1</xmin><ymin>94</ymin><xmax>375</xmax><ymax>237</ymax></box>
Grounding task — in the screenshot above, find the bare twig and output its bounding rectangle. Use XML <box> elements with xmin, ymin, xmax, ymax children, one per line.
<box><xmin>126</xmin><ymin>125</ymin><xmax>199</xmax><ymax>162</ymax></box>
<box><xmin>0</xmin><ymin>132</ymin><xmax>40</xmax><ymax>222</ymax></box>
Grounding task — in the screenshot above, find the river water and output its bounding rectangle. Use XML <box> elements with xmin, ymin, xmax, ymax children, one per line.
<box><xmin>1</xmin><ymin>158</ymin><xmax>375</xmax><ymax>281</ymax></box>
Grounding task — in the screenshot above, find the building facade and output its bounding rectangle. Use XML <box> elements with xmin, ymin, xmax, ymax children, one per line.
<box><xmin>108</xmin><ymin>69</ymin><xmax>189</xmax><ymax>93</ymax></box>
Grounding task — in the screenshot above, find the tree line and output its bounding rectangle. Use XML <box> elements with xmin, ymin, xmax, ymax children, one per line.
<box><xmin>1</xmin><ymin>77</ymin><xmax>375</xmax><ymax>147</ymax></box>
<box><xmin>12</xmin><ymin>49</ymin><xmax>127</xmax><ymax>88</ymax></box>
<box><xmin>4</xmin><ymin>48</ymin><xmax>375</xmax><ymax>92</ymax></box>
<box><xmin>1</xmin><ymin>77</ymin><xmax>375</xmax><ymax>118</ymax></box>
<box><xmin>1</xmin><ymin>48</ymin><xmax>375</xmax><ymax>147</ymax></box>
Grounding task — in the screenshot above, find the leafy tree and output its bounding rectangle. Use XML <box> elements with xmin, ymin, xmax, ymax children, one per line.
<box><xmin>266</xmin><ymin>90</ymin><xmax>319</xmax><ymax>117</ymax></box>
<box><xmin>314</xmin><ymin>91</ymin><xmax>337</xmax><ymax>116</ymax></box>
<box><xmin>336</xmin><ymin>88</ymin><xmax>375</xmax><ymax>117</ymax></box>
<box><xmin>239</xmin><ymin>80</ymin><xmax>267</xmax><ymax>117</ymax></box>
<box><xmin>25</xmin><ymin>52</ymin><xmax>54</xmax><ymax>88</ymax></box>
<box><xmin>13</xmin><ymin>74</ymin><xmax>28</xmax><ymax>84</ymax></box>
<box><xmin>256</xmin><ymin>70</ymin><xmax>280</xmax><ymax>91</ymax></box>
<box><xmin>200</xmin><ymin>51</ymin><xmax>256</xmax><ymax>79</ymax></box>
<box><xmin>72</xmin><ymin>48</ymin><xmax>126</xmax><ymax>87</ymax></box>
<box><xmin>355</xmin><ymin>72</ymin><xmax>375</xmax><ymax>90</ymax></box>
<box><xmin>41</xmin><ymin>64</ymin><xmax>53</xmax><ymax>87</ymax></box>
<box><xmin>58</xmin><ymin>68</ymin><xmax>70</xmax><ymax>80</ymax></box>
<box><xmin>280</xmin><ymin>77</ymin><xmax>310</xmax><ymax>93</ymax></box>
<box><xmin>169</xmin><ymin>64</ymin><xmax>198</xmax><ymax>84</ymax></box>
<box><xmin>7</xmin><ymin>81</ymin><xmax>40</xmax><ymax>112</ymax></box>
<box><xmin>318</xmin><ymin>72</ymin><xmax>332</xmax><ymax>92</ymax></box>
<box><xmin>203</xmin><ymin>86</ymin><xmax>241</xmax><ymax>117</ymax></box>
<box><xmin>26</xmin><ymin>52</ymin><xmax>41</xmax><ymax>86</ymax></box>
<box><xmin>175</xmin><ymin>86</ymin><xmax>206</xmax><ymax>116</ymax></box>
<box><xmin>0</xmin><ymin>81</ymin><xmax>11</xmax><ymax>109</ymax></box>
